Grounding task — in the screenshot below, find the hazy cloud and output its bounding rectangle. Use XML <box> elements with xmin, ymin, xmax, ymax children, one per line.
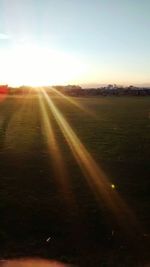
<box><xmin>0</xmin><ymin>33</ymin><xmax>11</xmax><ymax>40</ymax></box>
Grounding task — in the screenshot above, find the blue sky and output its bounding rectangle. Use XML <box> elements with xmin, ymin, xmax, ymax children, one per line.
<box><xmin>0</xmin><ymin>0</ymin><xmax>150</xmax><ymax>86</ymax></box>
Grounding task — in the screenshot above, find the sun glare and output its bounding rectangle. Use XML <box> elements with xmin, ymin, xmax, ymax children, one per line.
<box><xmin>0</xmin><ymin>44</ymin><xmax>87</xmax><ymax>86</ymax></box>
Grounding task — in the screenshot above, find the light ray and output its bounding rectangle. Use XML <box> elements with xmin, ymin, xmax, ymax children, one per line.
<box><xmin>41</xmin><ymin>88</ymin><xmax>141</xmax><ymax>236</ymax></box>
<box><xmin>38</xmin><ymin>91</ymin><xmax>77</xmax><ymax>210</ymax></box>
<box><xmin>50</xmin><ymin>86</ymin><xmax>96</xmax><ymax>118</ymax></box>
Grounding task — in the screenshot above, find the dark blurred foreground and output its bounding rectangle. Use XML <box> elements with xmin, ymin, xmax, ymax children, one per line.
<box><xmin>0</xmin><ymin>94</ymin><xmax>150</xmax><ymax>266</ymax></box>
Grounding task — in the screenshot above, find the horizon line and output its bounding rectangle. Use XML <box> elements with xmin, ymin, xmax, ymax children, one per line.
<box><xmin>1</xmin><ymin>83</ymin><xmax>150</xmax><ymax>89</ymax></box>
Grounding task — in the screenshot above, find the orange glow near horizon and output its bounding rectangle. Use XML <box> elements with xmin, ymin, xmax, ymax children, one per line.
<box><xmin>0</xmin><ymin>85</ymin><xmax>9</xmax><ymax>102</ymax></box>
<box><xmin>2</xmin><ymin>259</ymin><xmax>69</xmax><ymax>267</ymax></box>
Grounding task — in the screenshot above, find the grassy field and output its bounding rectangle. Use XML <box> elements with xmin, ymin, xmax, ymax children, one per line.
<box><xmin>0</xmin><ymin>95</ymin><xmax>150</xmax><ymax>266</ymax></box>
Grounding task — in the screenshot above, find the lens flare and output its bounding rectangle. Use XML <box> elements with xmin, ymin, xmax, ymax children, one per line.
<box><xmin>38</xmin><ymin>91</ymin><xmax>77</xmax><ymax>210</ymax></box>
<box><xmin>50</xmin><ymin>87</ymin><xmax>96</xmax><ymax>118</ymax></box>
<box><xmin>41</xmin><ymin>88</ymin><xmax>141</xmax><ymax>236</ymax></box>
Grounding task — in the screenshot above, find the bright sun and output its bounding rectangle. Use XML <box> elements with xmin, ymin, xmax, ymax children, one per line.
<box><xmin>0</xmin><ymin>44</ymin><xmax>87</xmax><ymax>86</ymax></box>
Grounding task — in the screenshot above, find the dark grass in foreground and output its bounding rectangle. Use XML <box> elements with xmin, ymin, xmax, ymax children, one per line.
<box><xmin>0</xmin><ymin>95</ymin><xmax>150</xmax><ymax>266</ymax></box>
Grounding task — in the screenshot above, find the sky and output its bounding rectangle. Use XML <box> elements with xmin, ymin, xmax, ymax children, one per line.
<box><xmin>0</xmin><ymin>0</ymin><xmax>150</xmax><ymax>87</ymax></box>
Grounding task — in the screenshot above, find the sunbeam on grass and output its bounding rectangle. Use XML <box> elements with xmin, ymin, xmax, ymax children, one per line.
<box><xmin>40</xmin><ymin>88</ymin><xmax>142</xmax><ymax>239</ymax></box>
<box><xmin>50</xmin><ymin>87</ymin><xmax>96</xmax><ymax>118</ymax></box>
<box><xmin>38</xmin><ymin>91</ymin><xmax>77</xmax><ymax>211</ymax></box>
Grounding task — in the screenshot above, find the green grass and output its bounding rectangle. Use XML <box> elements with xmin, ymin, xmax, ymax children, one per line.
<box><xmin>0</xmin><ymin>95</ymin><xmax>150</xmax><ymax>266</ymax></box>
